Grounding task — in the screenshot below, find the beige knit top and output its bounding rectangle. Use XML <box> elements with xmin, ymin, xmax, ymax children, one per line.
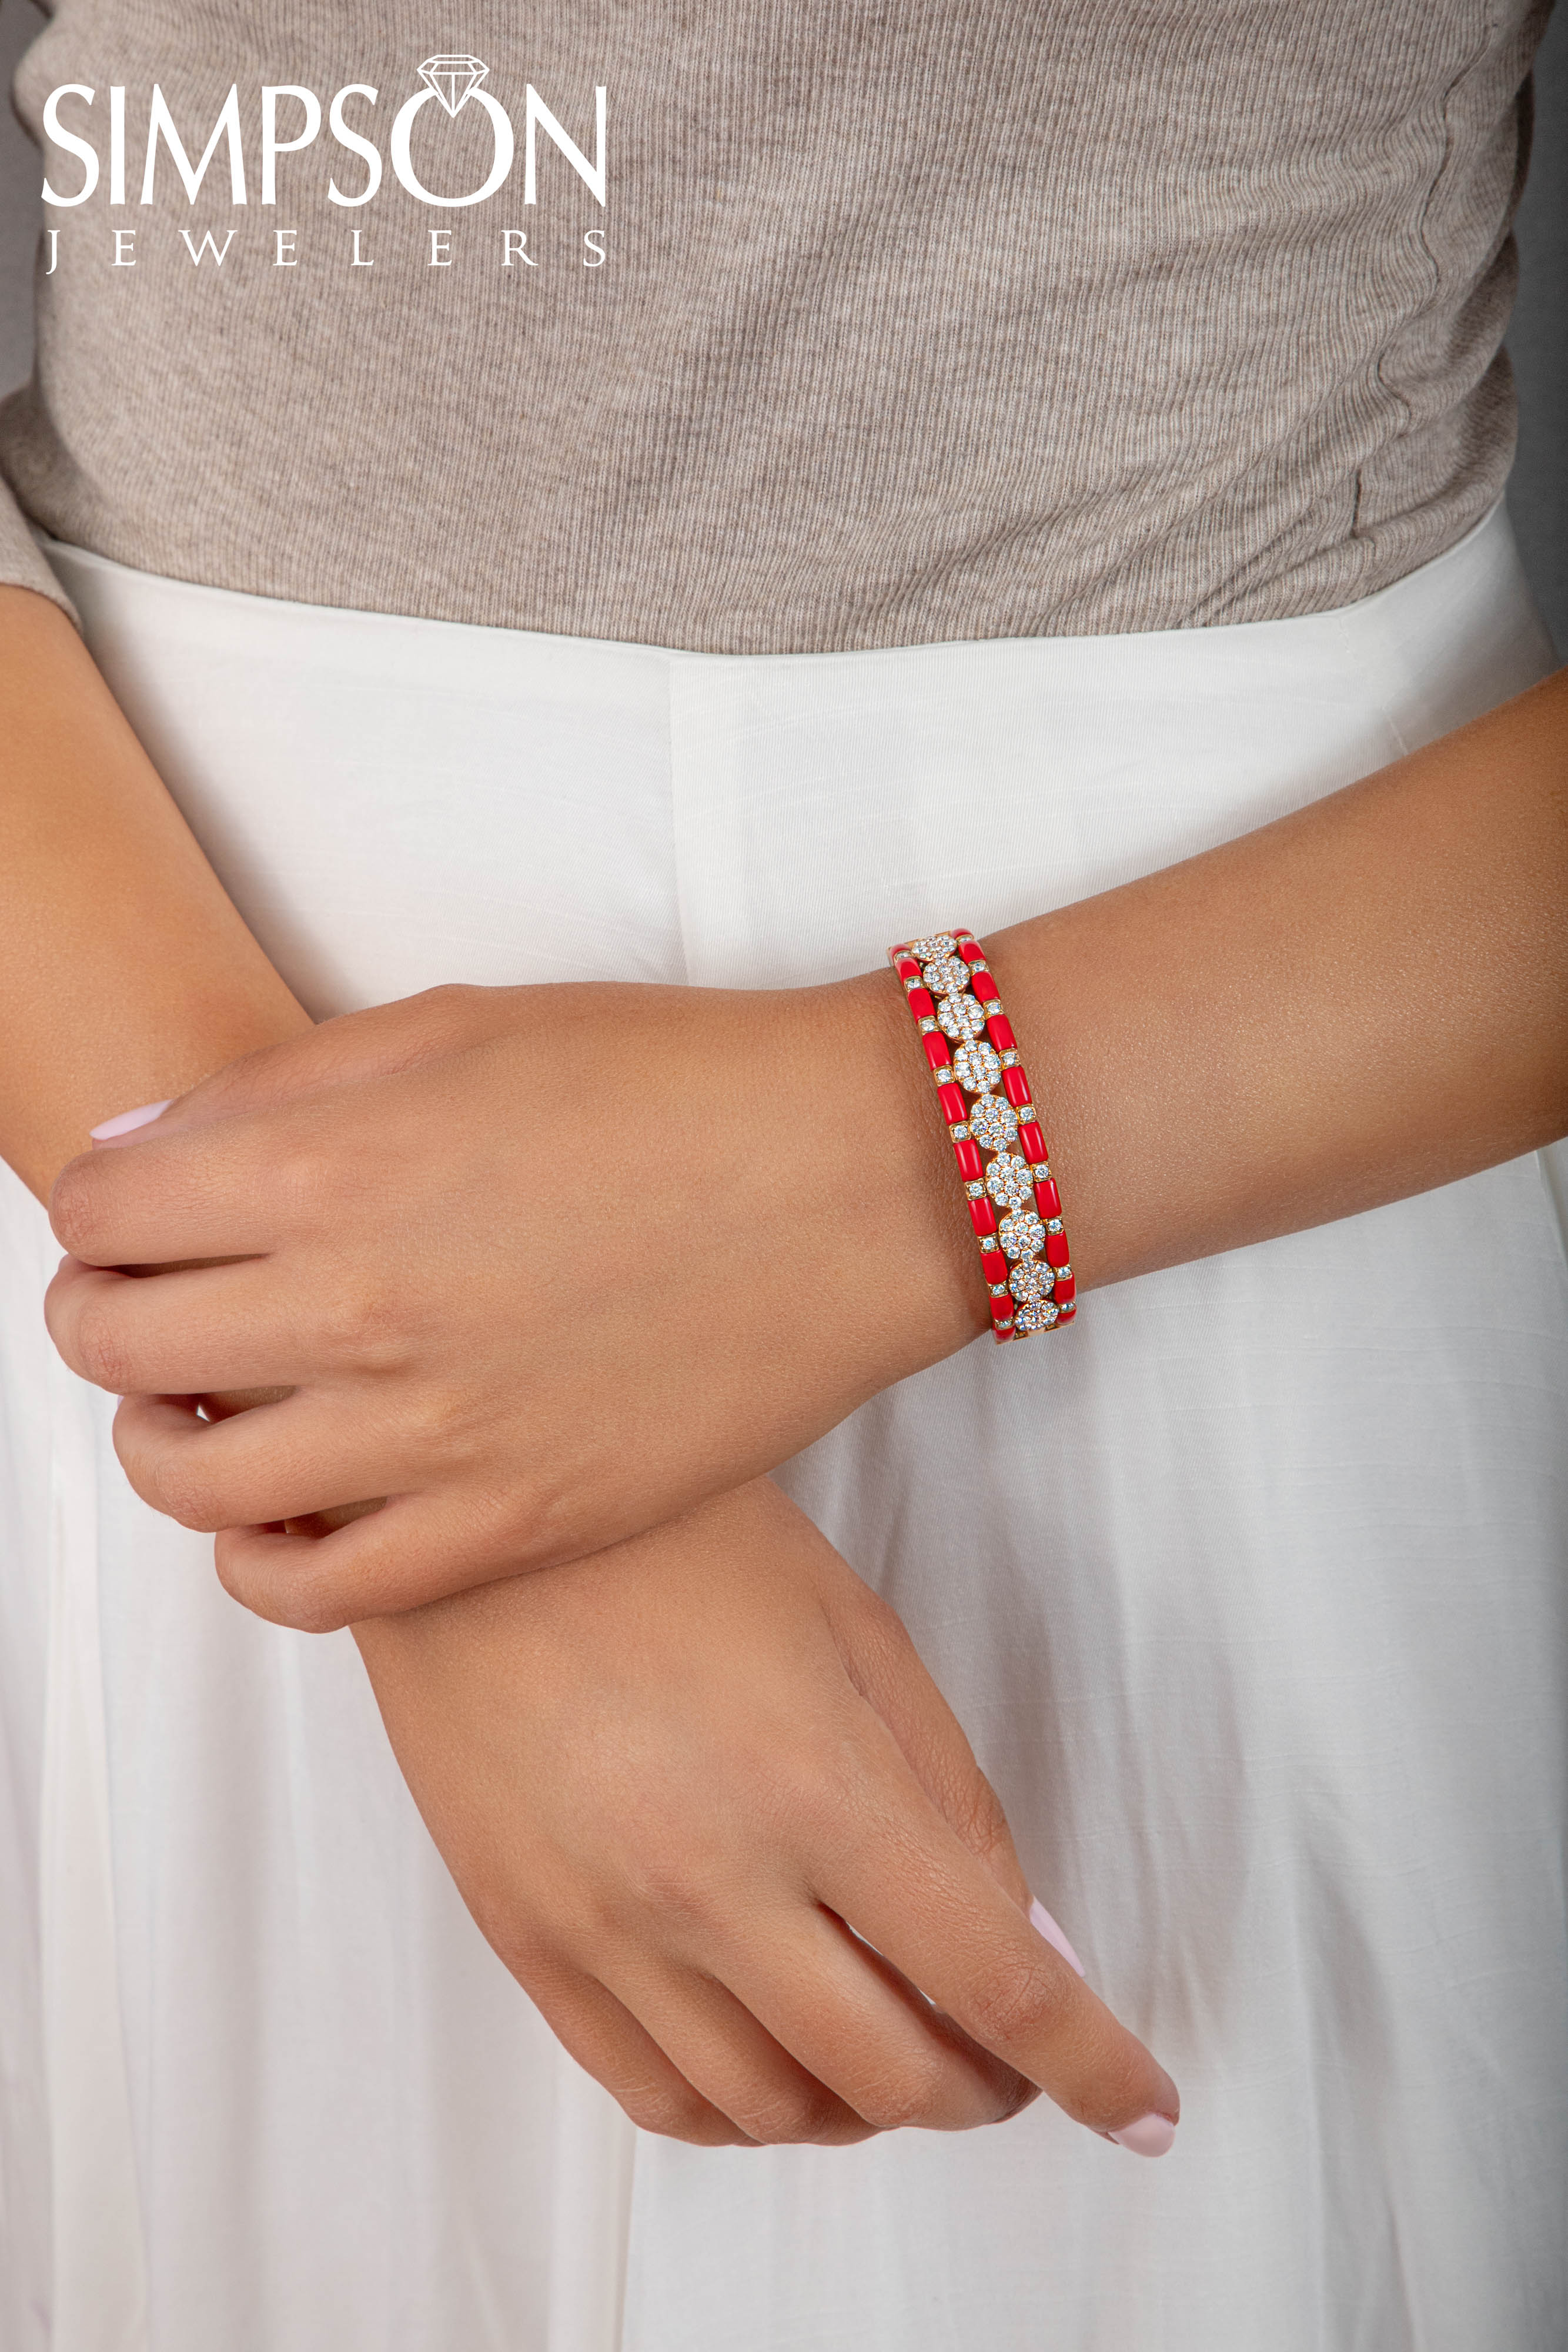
<box><xmin>0</xmin><ymin>0</ymin><xmax>1549</xmax><ymax>654</ymax></box>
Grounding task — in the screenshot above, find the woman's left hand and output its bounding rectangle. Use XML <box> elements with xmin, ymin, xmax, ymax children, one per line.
<box><xmin>352</xmin><ymin>1475</ymin><xmax>1179</xmax><ymax>2156</ymax></box>
<box><xmin>44</xmin><ymin>978</ymin><xmax>983</xmax><ymax>1629</ymax></box>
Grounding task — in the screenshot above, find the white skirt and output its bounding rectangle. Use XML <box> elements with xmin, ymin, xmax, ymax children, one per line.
<box><xmin>2</xmin><ymin>507</ymin><xmax>1564</xmax><ymax>2352</ymax></box>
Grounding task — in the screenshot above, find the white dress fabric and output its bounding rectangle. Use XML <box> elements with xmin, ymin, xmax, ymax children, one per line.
<box><xmin>1</xmin><ymin>505</ymin><xmax>1565</xmax><ymax>2352</ymax></box>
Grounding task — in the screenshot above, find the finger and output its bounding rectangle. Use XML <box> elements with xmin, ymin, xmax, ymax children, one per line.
<box><xmin>111</xmin><ymin>1389</ymin><xmax>411</xmax><ymax>1536</ymax></box>
<box><xmin>811</xmin><ymin>1729</ymin><xmax>1179</xmax><ymax>2148</ymax></box>
<box><xmin>831</xmin><ymin>1589</ymin><xmax>1084</xmax><ymax>1972</ymax></box>
<box><xmin>92</xmin><ymin>985</ymin><xmax>504</xmax><ymax>1148</ymax></box>
<box><xmin>212</xmin><ymin>1491</ymin><xmax>517</xmax><ymax>1633</ymax></box>
<box><xmin>511</xmin><ymin>1957</ymin><xmax>754</xmax><ymax>2148</ymax></box>
<box><xmin>702</xmin><ymin>1900</ymin><xmax>1036</xmax><ymax>2135</ymax></box>
<box><xmin>49</xmin><ymin>1097</ymin><xmax>329</xmax><ymax>1268</ymax></box>
<box><xmin>190</xmin><ymin>1391</ymin><xmax>391</xmax><ymax>1541</ymax></box>
<box><xmin>825</xmin><ymin>1576</ymin><xmax>1034</xmax><ymax>1910</ymax></box>
<box><xmin>45</xmin><ymin>1257</ymin><xmax>322</xmax><ymax>1396</ymax></box>
<box><xmin>594</xmin><ymin>1952</ymin><xmax>881</xmax><ymax>2147</ymax></box>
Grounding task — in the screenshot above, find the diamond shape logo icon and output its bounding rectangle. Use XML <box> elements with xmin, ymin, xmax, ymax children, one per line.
<box><xmin>417</xmin><ymin>54</ymin><xmax>490</xmax><ymax>116</ymax></box>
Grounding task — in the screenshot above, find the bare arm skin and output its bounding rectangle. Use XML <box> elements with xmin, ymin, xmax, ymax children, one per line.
<box><xmin>998</xmin><ymin>663</ymin><xmax>1568</xmax><ymax>1298</ymax></box>
<box><xmin>0</xmin><ymin>586</ymin><xmax>313</xmax><ymax>1195</ymax></box>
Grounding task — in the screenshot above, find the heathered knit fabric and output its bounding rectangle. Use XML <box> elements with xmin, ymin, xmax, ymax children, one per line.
<box><xmin>0</xmin><ymin>0</ymin><xmax>1552</xmax><ymax>652</ymax></box>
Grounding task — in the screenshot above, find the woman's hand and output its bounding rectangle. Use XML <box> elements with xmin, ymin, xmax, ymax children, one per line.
<box><xmin>44</xmin><ymin>978</ymin><xmax>981</xmax><ymax>1629</ymax></box>
<box><xmin>355</xmin><ymin>1476</ymin><xmax>1179</xmax><ymax>2153</ymax></box>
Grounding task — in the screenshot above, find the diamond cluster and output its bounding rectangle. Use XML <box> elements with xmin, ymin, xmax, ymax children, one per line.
<box><xmin>1008</xmin><ymin>1258</ymin><xmax>1055</xmax><ymax>1304</ymax></box>
<box><xmin>968</xmin><ymin>1092</ymin><xmax>1019</xmax><ymax>1152</ymax></box>
<box><xmin>998</xmin><ymin>1209</ymin><xmax>1045</xmax><ymax>1261</ymax></box>
<box><xmin>921</xmin><ymin>954</ymin><xmax>971</xmax><ymax>997</ymax></box>
<box><xmin>952</xmin><ymin>1039</ymin><xmax>1002</xmax><ymax>1093</ymax></box>
<box><xmin>984</xmin><ymin>1151</ymin><xmax>1035</xmax><ymax>1211</ymax></box>
<box><xmin>936</xmin><ymin>991</ymin><xmax>986</xmax><ymax>1041</ymax></box>
<box><xmin>1015</xmin><ymin>1296</ymin><xmax>1061</xmax><ymax>1333</ymax></box>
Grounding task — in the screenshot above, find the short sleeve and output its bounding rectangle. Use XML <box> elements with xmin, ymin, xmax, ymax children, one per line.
<box><xmin>0</xmin><ymin>466</ymin><xmax>77</xmax><ymax>623</ymax></box>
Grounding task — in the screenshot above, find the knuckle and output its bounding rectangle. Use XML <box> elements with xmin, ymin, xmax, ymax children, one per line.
<box><xmin>278</xmin><ymin>1586</ymin><xmax>351</xmax><ymax>1637</ymax></box>
<box><xmin>854</xmin><ymin>2058</ymin><xmax>946</xmax><ymax>2134</ymax></box>
<box><xmin>111</xmin><ymin>1418</ymin><xmax>157</xmax><ymax>1506</ymax></box>
<box><xmin>995</xmin><ymin>2071</ymin><xmax>1044</xmax><ymax>2124</ymax></box>
<box><xmin>616</xmin><ymin>2082</ymin><xmax>730</xmax><ymax>2146</ymax></box>
<box><xmin>272</xmin><ymin>1140</ymin><xmax>341</xmax><ymax>1225</ymax></box>
<box><xmin>417</xmin><ymin>980</ymin><xmax>478</xmax><ymax>1024</ymax></box>
<box><xmin>486</xmin><ymin>1926</ymin><xmax>550</xmax><ymax>1990</ymax></box>
<box><xmin>602</xmin><ymin>1825</ymin><xmax>731</xmax><ymax>1940</ymax></box>
<box><xmin>263</xmin><ymin>1562</ymin><xmax>352</xmax><ymax>1635</ymax></box>
<box><xmin>312</xmin><ymin>1272</ymin><xmax>409</xmax><ymax>1374</ymax></box>
<box><xmin>403</xmin><ymin>1381</ymin><xmax>487</xmax><ymax>1466</ymax></box>
<box><xmin>71</xmin><ymin>1299</ymin><xmax>134</xmax><ymax>1392</ymax></box>
<box><xmin>142</xmin><ymin>1448</ymin><xmax>222</xmax><ymax>1533</ymax></box>
<box><xmin>755</xmin><ymin>1745</ymin><xmax>844</xmax><ymax>1847</ymax></box>
<box><xmin>735</xmin><ymin>2083</ymin><xmax>843</xmax><ymax>2147</ymax></box>
<box><xmin>210</xmin><ymin>1531</ymin><xmax>250</xmax><ymax>1607</ymax></box>
<box><xmin>946</xmin><ymin>1769</ymin><xmax>1013</xmax><ymax>1873</ymax></box>
<box><xmin>964</xmin><ymin>1952</ymin><xmax>1071</xmax><ymax>2052</ymax></box>
<box><xmin>213</xmin><ymin>1534</ymin><xmax>350</xmax><ymax>1633</ymax></box>
<box><xmin>48</xmin><ymin>1163</ymin><xmax>106</xmax><ymax>1261</ymax></box>
<box><xmin>617</xmin><ymin>1853</ymin><xmax>714</xmax><ymax>1939</ymax></box>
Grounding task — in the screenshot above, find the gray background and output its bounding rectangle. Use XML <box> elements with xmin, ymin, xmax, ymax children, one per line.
<box><xmin>1</xmin><ymin>0</ymin><xmax>1562</xmax><ymax>649</ymax></box>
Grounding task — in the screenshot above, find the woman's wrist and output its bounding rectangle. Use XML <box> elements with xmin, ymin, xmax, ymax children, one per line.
<box><xmin>820</xmin><ymin>647</ymin><xmax>1566</xmax><ymax>1356</ymax></box>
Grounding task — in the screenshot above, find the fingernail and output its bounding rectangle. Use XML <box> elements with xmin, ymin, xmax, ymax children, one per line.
<box><xmin>1028</xmin><ymin>1896</ymin><xmax>1086</xmax><ymax>1977</ymax></box>
<box><xmin>89</xmin><ymin>1099</ymin><xmax>173</xmax><ymax>1142</ymax></box>
<box><xmin>1109</xmin><ymin>2112</ymin><xmax>1178</xmax><ymax>2158</ymax></box>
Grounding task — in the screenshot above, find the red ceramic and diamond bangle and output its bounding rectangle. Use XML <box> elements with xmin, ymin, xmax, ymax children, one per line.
<box><xmin>887</xmin><ymin>928</ymin><xmax>1076</xmax><ymax>1344</ymax></box>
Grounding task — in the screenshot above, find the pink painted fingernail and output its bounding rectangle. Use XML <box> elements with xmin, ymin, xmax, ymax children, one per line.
<box><xmin>1109</xmin><ymin>2112</ymin><xmax>1178</xmax><ymax>2158</ymax></box>
<box><xmin>1028</xmin><ymin>1896</ymin><xmax>1086</xmax><ymax>1977</ymax></box>
<box><xmin>89</xmin><ymin>1100</ymin><xmax>173</xmax><ymax>1142</ymax></box>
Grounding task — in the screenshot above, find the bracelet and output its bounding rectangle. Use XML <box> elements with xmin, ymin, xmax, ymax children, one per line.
<box><xmin>887</xmin><ymin>929</ymin><xmax>1076</xmax><ymax>1344</ymax></box>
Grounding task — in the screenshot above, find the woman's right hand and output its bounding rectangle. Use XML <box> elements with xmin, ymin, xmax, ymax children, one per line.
<box><xmin>354</xmin><ymin>1475</ymin><xmax>1179</xmax><ymax>2153</ymax></box>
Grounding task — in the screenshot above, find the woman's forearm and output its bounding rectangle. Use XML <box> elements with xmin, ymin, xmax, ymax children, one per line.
<box><xmin>0</xmin><ymin>586</ymin><xmax>312</xmax><ymax>1201</ymax></box>
<box><xmin>29</xmin><ymin>630</ymin><xmax>1568</xmax><ymax>1623</ymax></box>
<box><xmin>16</xmin><ymin>560</ymin><xmax>1560</xmax><ymax>1267</ymax></box>
<box><xmin>989</xmin><ymin>664</ymin><xmax>1568</xmax><ymax>1294</ymax></box>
